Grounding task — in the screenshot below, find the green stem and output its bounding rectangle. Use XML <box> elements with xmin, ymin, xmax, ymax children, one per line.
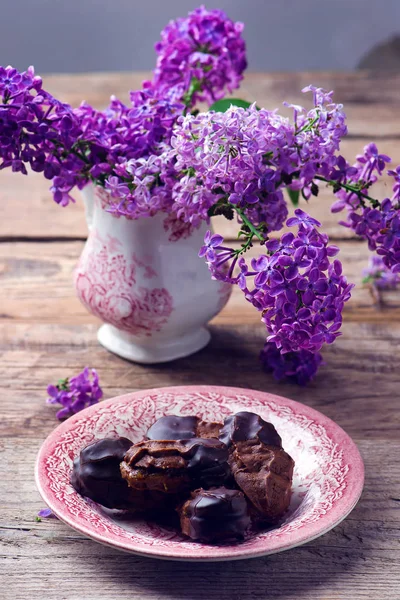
<box><xmin>296</xmin><ymin>115</ymin><xmax>319</xmax><ymax>135</ymax></box>
<box><xmin>233</xmin><ymin>233</ymin><xmax>255</xmax><ymax>256</ymax></box>
<box><xmin>314</xmin><ymin>175</ymin><xmax>380</xmax><ymax>207</ymax></box>
<box><xmin>47</xmin><ymin>131</ymin><xmax>91</xmax><ymax>166</ymax></box>
<box><xmin>183</xmin><ymin>77</ymin><xmax>202</xmax><ymax>112</ymax></box>
<box><xmin>233</xmin><ymin>206</ymin><xmax>265</xmax><ymax>243</ymax></box>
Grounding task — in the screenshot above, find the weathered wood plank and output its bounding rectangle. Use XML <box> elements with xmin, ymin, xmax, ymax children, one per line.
<box><xmin>0</xmin><ymin>171</ymin><xmax>392</xmax><ymax>241</ymax></box>
<box><xmin>0</xmin><ymin>240</ymin><xmax>399</xmax><ymax>326</ymax></box>
<box><xmin>0</xmin><ymin>320</ymin><xmax>399</xmax><ymax>441</ymax></box>
<box><xmin>0</xmin><ymin>151</ymin><xmax>393</xmax><ymax>242</ymax></box>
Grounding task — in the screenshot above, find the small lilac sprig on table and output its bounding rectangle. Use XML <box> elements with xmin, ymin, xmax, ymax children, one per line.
<box><xmin>362</xmin><ymin>255</ymin><xmax>400</xmax><ymax>308</ymax></box>
<box><xmin>47</xmin><ymin>367</ymin><xmax>103</xmax><ymax>420</ymax></box>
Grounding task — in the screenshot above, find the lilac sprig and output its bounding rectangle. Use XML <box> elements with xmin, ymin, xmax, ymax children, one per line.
<box><xmin>246</xmin><ymin>212</ymin><xmax>353</xmax><ymax>354</ymax></box>
<box><xmin>47</xmin><ymin>367</ymin><xmax>103</xmax><ymax>420</ymax></box>
<box><xmin>0</xmin><ymin>65</ymin><xmax>88</xmax><ymax>206</ymax></box>
<box><xmin>328</xmin><ymin>144</ymin><xmax>400</xmax><ymax>273</ymax></box>
<box><xmin>0</xmin><ymin>67</ymin><xmax>186</xmax><ymax>215</ymax></box>
<box><xmin>201</xmin><ymin>209</ymin><xmax>353</xmax><ymax>357</ymax></box>
<box><xmin>151</xmin><ymin>5</ymin><xmax>247</xmax><ymax>107</ymax></box>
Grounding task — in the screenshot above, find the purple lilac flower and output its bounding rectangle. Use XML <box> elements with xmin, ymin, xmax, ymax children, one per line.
<box><xmin>0</xmin><ymin>65</ymin><xmax>186</xmax><ymax>217</ymax></box>
<box><xmin>170</xmin><ymin>87</ymin><xmax>348</xmax><ymax>233</ymax></box>
<box><xmin>330</xmin><ymin>162</ymin><xmax>400</xmax><ymax>273</ymax></box>
<box><xmin>362</xmin><ymin>255</ymin><xmax>400</xmax><ymax>289</ymax></box>
<box><xmin>151</xmin><ymin>6</ymin><xmax>247</xmax><ymax>106</ymax></box>
<box><xmin>0</xmin><ymin>66</ymin><xmax>89</xmax><ymax>206</ymax></box>
<box><xmin>260</xmin><ymin>341</ymin><xmax>323</xmax><ymax>385</ymax></box>
<box><xmin>286</xmin><ymin>209</ymin><xmax>321</xmax><ymax>229</ymax></box>
<box><xmin>47</xmin><ymin>367</ymin><xmax>103</xmax><ymax>420</ymax></box>
<box><xmin>198</xmin><ymin>231</ymin><xmax>225</xmax><ymax>261</ymax></box>
<box><xmin>325</xmin><ymin>141</ymin><xmax>400</xmax><ymax>274</ymax></box>
<box><xmin>203</xmin><ymin>212</ymin><xmax>353</xmax><ymax>356</ymax></box>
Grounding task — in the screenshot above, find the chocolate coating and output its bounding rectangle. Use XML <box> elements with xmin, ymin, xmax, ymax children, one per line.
<box><xmin>121</xmin><ymin>438</ymin><xmax>230</xmax><ymax>493</ymax></box>
<box><xmin>71</xmin><ymin>437</ymin><xmax>175</xmax><ymax>513</ymax></box>
<box><xmin>71</xmin><ymin>437</ymin><xmax>134</xmax><ymax>509</ymax></box>
<box><xmin>219</xmin><ymin>411</ymin><xmax>282</xmax><ymax>448</ymax></box>
<box><xmin>146</xmin><ymin>415</ymin><xmax>221</xmax><ymax>441</ymax></box>
<box><xmin>179</xmin><ymin>487</ymin><xmax>251</xmax><ymax>542</ymax></box>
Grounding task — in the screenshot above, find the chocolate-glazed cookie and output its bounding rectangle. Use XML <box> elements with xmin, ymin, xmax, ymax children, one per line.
<box><xmin>179</xmin><ymin>487</ymin><xmax>251</xmax><ymax>543</ymax></box>
<box><xmin>120</xmin><ymin>438</ymin><xmax>230</xmax><ymax>494</ymax></box>
<box><xmin>220</xmin><ymin>412</ymin><xmax>294</xmax><ymax>522</ymax></box>
<box><xmin>71</xmin><ymin>437</ymin><xmax>134</xmax><ymax>509</ymax></box>
<box><xmin>146</xmin><ymin>415</ymin><xmax>222</xmax><ymax>441</ymax></box>
<box><xmin>71</xmin><ymin>437</ymin><xmax>176</xmax><ymax>513</ymax></box>
<box><xmin>219</xmin><ymin>411</ymin><xmax>282</xmax><ymax>448</ymax></box>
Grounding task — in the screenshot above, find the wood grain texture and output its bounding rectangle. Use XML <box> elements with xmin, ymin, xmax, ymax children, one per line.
<box><xmin>1</xmin><ymin>71</ymin><xmax>400</xmax><ymax>600</ymax></box>
<box><xmin>1</xmin><ymin>320</ymin><xmax>400</xmax><ymax>441</ymax></box>
<box><xmin>1</xmin><ymin>436</ymin><xmax>399</xmax><ymax>600</ymax></box>
<box><xmin>1</xmin><ymin>240</ymin><xmax>399</xmax><ymax>325</ymax></box>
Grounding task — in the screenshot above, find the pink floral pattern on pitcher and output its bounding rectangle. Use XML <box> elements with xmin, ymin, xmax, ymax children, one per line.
<box><xmin>75</xmin><ymin>230</ymin><xmax>173</xmax><ymax>337</ymax></box>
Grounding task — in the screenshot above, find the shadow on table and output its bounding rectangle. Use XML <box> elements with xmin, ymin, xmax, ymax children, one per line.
<box><xmin>139</xmin><ymin>324</ymin><xmax>274</xmax><ymax>390</ymax></box>
<box><xmin>136</xmin><ymin>323</ymin><xmax>346</xmax><ymax>403</ymax></box>
<box><xmin>90</xmin><ymin>522</ymin><xmax>368</xmax><ymax>600</ymax></box>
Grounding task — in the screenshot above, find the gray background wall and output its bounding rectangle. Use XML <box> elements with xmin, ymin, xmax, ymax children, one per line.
<box><xmin>1</xmin><ymin>0</ymin><xmax>399</xmax><ymax>73</ymax></box>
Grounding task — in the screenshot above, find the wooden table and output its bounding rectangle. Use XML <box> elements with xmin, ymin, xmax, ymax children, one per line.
<box><xmin>1</xmin><ymin>72</ymin><xmax>399</xmax><ymax>600</ymax></box>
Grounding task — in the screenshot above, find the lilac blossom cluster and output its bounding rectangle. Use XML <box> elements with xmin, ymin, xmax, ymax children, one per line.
<box><xmin>169</xmin><ymin>86</ymin><xmax>348</xmax><ymax>233</ymax></box>
<box><xmin>201</xmin><ymin>210</ymin><xmax>353</xmax><ymax>360</ymax></box>
<box><xmin>0</xmin><ymin>66</ymin><xmax>88</xmax><ymax>206</ymax></box>
<box><xmin>47</xmin><ymin>367</ymin><xmax>103</xmax><ymax>420</ymax></box>
<box><xmin>0</xmin><ymin>66</ymin><xmax>184</xmax><ymax>213</ymax></box>
<box><xmin>329</xmin><ymin>144</ymin><xmax>400</xmax><ymax>273</ymax></box>
<box><xmin>151</xmin><ymin>5</ymin><xmax>247</xmax><ymax>106</ymax></box>
<box><xmin>0</xmin><ymin>7</ymin><xmax>246</xmax><ymax>216</ymax></box>
<box><xmin>3</xmin><ymin>8</ymin><xmax>400</xmax><ymax>387</ymax></box>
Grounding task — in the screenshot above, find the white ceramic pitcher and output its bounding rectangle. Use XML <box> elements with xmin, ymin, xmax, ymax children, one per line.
<box><xmin>74</xmin><ymin>185</ymin><xmax>232</xmax><ymax>363</ymax></box>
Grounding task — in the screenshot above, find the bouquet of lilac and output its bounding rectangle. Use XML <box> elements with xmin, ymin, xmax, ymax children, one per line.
<box><xmin>1</xmin><ymin>6</ymin><xmax>399</xmax><ymax>385</ymax></box>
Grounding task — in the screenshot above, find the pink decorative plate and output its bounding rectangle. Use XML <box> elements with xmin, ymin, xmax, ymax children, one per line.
<box><xmin>35</xmin><ymin>385</ymin><xmax>364</xmax><ymax>561</ymax></box>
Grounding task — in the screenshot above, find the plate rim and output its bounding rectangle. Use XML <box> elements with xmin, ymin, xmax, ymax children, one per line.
<box><xmin>35</xmin><ymin>384</ymin><xmax>365</xmax><ymax>561</ymax></box>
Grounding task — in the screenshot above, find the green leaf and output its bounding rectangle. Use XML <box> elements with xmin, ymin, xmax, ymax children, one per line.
<box><xmin>209</xmin><ymin>98</ymin><xmax>254</xmax><ymax>113</ymax></box>
<box><xmin>287</xmin><ymin>188</ymin><xmax>300</xmax><ymax>206</ymax></box>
